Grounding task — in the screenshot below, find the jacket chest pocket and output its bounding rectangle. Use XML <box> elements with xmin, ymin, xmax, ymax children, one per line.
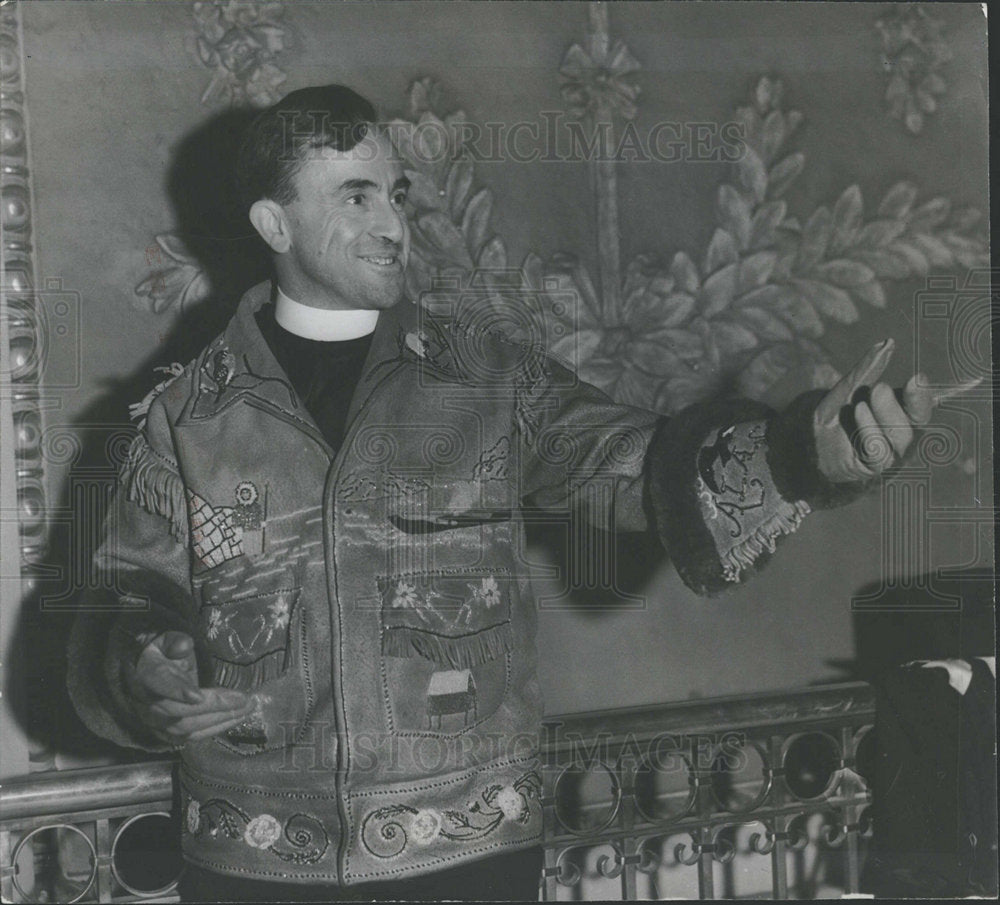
<box><xmin>377</xmin><ymin>569</ymin><xmax>513</xmax><ymax>736</ymax></box>
<box><xmin>195</xmin><ymin>565</ymin><xmax>314</xmax><ymax>753</ymax></box>
<box><xmin>198</xmin><ymin>580</ymin><xmax>301</xmax><ymax>691</ymax></box>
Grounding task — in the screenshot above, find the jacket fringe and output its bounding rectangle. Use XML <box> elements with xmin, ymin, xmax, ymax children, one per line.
<box><xmin>121</xmin><ymin>434</ymin><xmax>189</xmax><ymax>544</ymax></box>
<box><xmin>382</xmin><ymin>623</ymin><xmax>513</xmax><ymax>669</ymax></box>
<box><xmin>721</xmin><ymin>499</ymin><xmax>812</xmax><ymax>583</ymax></box>
<box><xmin>212</xmin><ymin>649</ymin><xmax>288</xmax><ymax>691</ymax></box>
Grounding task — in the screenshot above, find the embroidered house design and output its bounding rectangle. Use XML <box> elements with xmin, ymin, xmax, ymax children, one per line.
<box><xmin>426</xmin><ymin>669</ymin><xmax>477</xmax><ymax>729</ymax></box>
<box><xmin>187</xmin><ymin>482</ymin><xmax>267</xmax><ymax>569</ymax></box>
<box><xmin>188</xmin><ymin>490</ymin><xmax>242</xmax><ymax>569</ymax></box>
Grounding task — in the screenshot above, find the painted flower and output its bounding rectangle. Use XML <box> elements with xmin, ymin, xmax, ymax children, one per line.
<box><xmin>391</xmin><ymin>581</ymin><xmax>421</xmax><ymax>609</ymax></box>
<box><xmin>206</xmin><ymin>607</ymin><xmax>225</xmax><ymax>640</ymax></box>
<box><xmin>495</xmin><ymin>786</ymin><xmax>526</xmax><ymax>821</ymax></box>
<box><xmin>480</xmin><ymin>576</ymin><xmax>502</xmax><ymax>609</ymax></box>
<box><xmin>244</xmin><ymin>813</ymin><xmax>282</xmax><ymax>849</ymax></box>
<box><xmin>186</xmin><ymin>799</ymin><xmax>201</xmax><ymax>834</ymax></box>
<box><xmin>268</xmin><ymin>595</ymin><xmax>290</xmax><ymax>630</ymax></box>
<box><xmin>410</xmin><ymin>809</ymin><xmax>441</xmax><ymax>845</ymax></box>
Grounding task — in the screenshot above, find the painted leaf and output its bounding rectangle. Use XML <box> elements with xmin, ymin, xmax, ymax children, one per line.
<box><xmin>405</xmin><ymin>169</ymin><xmax>446</xmax><ymax>212</ymax></box>
<box><xmin>767</xmin><ymin>289</ymin><xmax>824</xmax><ymax>339</ymax></box>
<box><xmin>851</xmin><ymin>280</ymin><xmax>887</xmax><ymax>309</ymax></box>
<box><xmin>417</xmin><ymin>212</ymin><xmax>473</xmax><ymax>269</ymax></box>
<box><xmin>717</xmin><ymin>185</ymin><xmax>752</xmax><ymax>250</ymax></box>
<box><xmin>670</xmin><ymin>251</ymin><xmax>701</xmax><ymax>294</ymax></box>
<box><xmin>767</xmin><ymin>152</ymin><xmax>805</xmax><ymax>199</ymax></box>
<box><xmin>446</xmin><ymin>159</ymin><xmax>474</xmax><ymax>220</ymax></box>
<box><xmin>156</xmin><ymin>233</ymin><xmax>198</xmax><ymax>264</ymax></box>
<box><xmin>628</xmin><ymin>341</ymin><xmax>685</xmax><ymax>378</ymax></box>
<box><xmin>738</xmin><ymin>251</ymin><xmax>777</xmax><ymax>294</ymax></box>
<box><xmin>633</xmin><ymin>292</ymin><xmax>696</xmax><ymax>330</ymax></box>
<box><xmin>704</xmin><ymin>229</ymin><xmax>739</xmax><ymax>274</ymax></box>
<box><xmin>760</xmin><ymin>110</ymin><xmax>786</xmax><ymax>165</ymax></box>
<box><xmin>950</xmin><ymin>208</ymin><xmax>982</xmax><ymax>232</ymax></box>
<box><xmin>575</xmin><ymin>356</ymin><xmax>621</xmax><ymax>389</ymax></box>
<box><xmin>749</xmin><ymin>201</ymin><xmax>787</xmax><ymax>250</ymax></box>
<box><xmin>645</xmin><ymin>328</ymin><xmax>705</xmax><ymax>368</ymax></box>
<box><xmin>886</xmin><ymin>240</ymin><xmax>929</xmax><ymax>276</ymax></box>
<box><xmin>736</xmin><ymin>344</ymin><xmax>798</xmax><ymax>401</ymax></box>
<box><xmin>461</xmin><ymin>189</ymin><xmax>493</xmax><ymax>258</ymax></box>
<box><xmin>733</xmin><ymin>305</ymin><xmax>793</xmax><ymax>342</ymax></box>
<box><xmin>907</xmin><ymin>197</ymin><xmax>951</xmax><ymax>231</ymax></box>
<box><xmin>736</xmin><ymin>147</ymin><xmax>768</xmax><ymax>204</ymax></box>
<box><xmin>813</xmin><ymin>259</ymin><xmax>876</xmax><ymax>288</ymax></box>
<box><xmin>546</xmin><ymin>254</ymin><xmax>602</xmax><ymax>325</ymax></box>
<box><xmin>830</xmin><ymin>185</ymin><xmax>863</xmax><ymax>254</ymax></box>
<box><xmin>791</xmin><ymin>279</ymin><xmax>858</xmax><ymax>324</ymax></box>
<box><xmin>699</xmin><ymin>262</ymin><xmax>738</xmax><ymax>317</ymax></box>
<box><xmin>477</xmin><ymin>236</ymin><xmax>507</xmax><ymax>270</ymax></box>
<box><xmin>712</xmin><ymin>319</ymin><xmax>760</xmax><ymax>358</ymax></box>
<box><xmin>795</xmin><ymin>207</ymin><xmax>832</xmax><ymax>271</ymax></box>
<box><xmin>615</xmin><ymin>367</ymin><xmax>656</xmax><ymax>409</ymax></box>
<box><xmin>910</xmin><ymin>233</ymin><xmax>953</xmax><ymax>267</ymax></box>
<box><xmin>550</xmin><ymin>328</ymin><xmax>602</xmax><ymax>368</ymax></box>
<box><xmin>847</xmin><ymin>248</ymin><xmax>911</xmax><ymax>280</ymax></box>
<box><xmin>877</xmin><ymin>181</ymin><xmax>918</xmax><ymax>219</ymax></box>
<box><xmin>854</xmin><ymin>218</ymin><xmax>907</xmax><ymax>248</ymax></box>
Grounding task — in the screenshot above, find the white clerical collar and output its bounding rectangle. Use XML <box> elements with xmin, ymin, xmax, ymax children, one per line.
<box><xmin>274</xmin><ymin>287</ymin><xmax>379</xmax><ymax>341</ymax></box>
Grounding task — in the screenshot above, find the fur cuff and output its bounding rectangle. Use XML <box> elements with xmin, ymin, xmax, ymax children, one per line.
<box><xmin>766</xmin><ymin>389</ymin><xmax>873</xmax><ymax>510</ymax></box>
<box><xmin>645</xmin><ymin>398</ymin><xmax>812</xmax><ymax>596</ymax></box>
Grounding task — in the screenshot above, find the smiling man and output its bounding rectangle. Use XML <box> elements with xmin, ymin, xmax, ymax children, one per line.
<box><xmin>69</xmin><ymin>84</ymin><xmax>934</xmax><ymax>902</ymax></box>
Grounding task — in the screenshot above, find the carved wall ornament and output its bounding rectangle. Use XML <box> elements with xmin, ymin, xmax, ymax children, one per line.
<box><xmin>192</xmin><ymin>0</ymin><xmax>289</xmax><ymax>107</ymax></box>
<box><xmin>876</xmin><ymin>4</ymin><xmax>951</xmax><ymax>134</ymax></box>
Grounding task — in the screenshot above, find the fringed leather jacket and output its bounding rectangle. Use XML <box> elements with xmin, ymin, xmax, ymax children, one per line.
<box><xmin>69</xmin><ymin>280</ymin><xmax>853</xmax><ymax>885</ymax></box>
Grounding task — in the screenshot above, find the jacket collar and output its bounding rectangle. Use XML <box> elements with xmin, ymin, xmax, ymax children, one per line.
<box><xmin>179</xmin><ymin>280</ymin><xmax>424</xmax><ymax>435</ymax></box>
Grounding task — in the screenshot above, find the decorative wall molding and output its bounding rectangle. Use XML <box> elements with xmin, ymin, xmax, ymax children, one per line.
<box><xmin>1</xmin><ymin>4</ymin><xmax>46</xmax><ymax>574</ymax></box>
<box><xmin>876</xmin><ymin>4</ymin><xmax>951</xmax><ymax>135</ymax></box>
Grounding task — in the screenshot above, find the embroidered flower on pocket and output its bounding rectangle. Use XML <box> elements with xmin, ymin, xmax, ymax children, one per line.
<box><xmin>244</xmin><ymin>813</ymin><xmax>282</xmax><ymax>849</ymax></box>
<box><xmin>391</xmin><ymin>581</ymin><xmax>421</xmax><ymax>609</ymax></box>
<box><xmin>206</xmin><ymin>608</ymin><xmax>225</xmax><ymax>640</ymax></box>
<box><xmin>267</xmin><ymin>595</ymin><xmax>290</xmax><ymax>631</ymax></box>
<box><xmin>410</xmin><ymin>809</ymin><xmax>442</xmax><ymax>845</ymax></box>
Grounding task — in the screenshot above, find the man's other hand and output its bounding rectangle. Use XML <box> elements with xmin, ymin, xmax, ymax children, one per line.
<box><xmin>813</xmin><ymin>338</ymin><xmax>934</xmax><ymax>483</ymax></box>
<box><xmin>127</xmin><ymin>631</ymin><xmax>254</xmax><ymax>745</ymax></box>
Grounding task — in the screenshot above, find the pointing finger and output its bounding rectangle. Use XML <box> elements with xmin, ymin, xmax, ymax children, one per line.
<box><xmin>903</xmin><ymin>373</ymin><xmax>934</xmax><ymax>425</ymax></box>
<box><xmin>853</xmin><ymin>400</ymin><xmax>894</xmax><ymax>473</ymax></box>
<box><xmin>870</xmin><ymin>382</ymin><xmax>914</xmax><ymax>459</ymax></box>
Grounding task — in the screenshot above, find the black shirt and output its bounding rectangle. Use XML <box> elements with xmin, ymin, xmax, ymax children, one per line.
<box><xmin>254</xmin><ymin>302</ymin><xmax>374</xmax><ymax>453</ymax></box>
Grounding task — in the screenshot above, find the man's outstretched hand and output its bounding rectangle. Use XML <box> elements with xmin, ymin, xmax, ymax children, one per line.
<box><xmin>126</xmin><ymin>630</ymin><xmax>254</xmax><ymax>746</ymax></box>
<box><xmin>813</xmin><ymin>338</ymin><xmax>935</xmax><ymax>484</ymax></box>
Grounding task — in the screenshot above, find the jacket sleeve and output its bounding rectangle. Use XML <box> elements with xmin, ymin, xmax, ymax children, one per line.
<box><xmin>67</xmin><ymin>394</ymin><xmax>196</xmax><ymax>752</ymax></box>
<box><xmin>516</xmin><ymin>351</ymin><xmax>869</xmax><ymax>597</ymax></box>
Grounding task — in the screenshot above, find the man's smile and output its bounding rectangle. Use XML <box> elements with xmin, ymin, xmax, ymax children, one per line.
<box><xmin>359</xmin><ymin>254</ymin><xmax>402</xmax><ymax>268</ymax></box>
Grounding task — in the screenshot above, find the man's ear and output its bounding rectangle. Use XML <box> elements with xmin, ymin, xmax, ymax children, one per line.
<box><xmin>249</xmin><ymin>199</ymin><xmax>292</xmax><ymax>254</ymax></box>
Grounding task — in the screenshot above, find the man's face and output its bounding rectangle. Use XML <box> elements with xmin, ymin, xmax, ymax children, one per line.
<box><xmin>280</xmin><ymin>130</ymin><xmax>410</xmax><ymax>310</ymax></box>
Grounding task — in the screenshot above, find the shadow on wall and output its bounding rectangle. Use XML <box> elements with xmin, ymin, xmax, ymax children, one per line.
<box><xmin>7</xmin><ymin>108</ymin><xmax>272</xmax><ymax>763</ymax></box>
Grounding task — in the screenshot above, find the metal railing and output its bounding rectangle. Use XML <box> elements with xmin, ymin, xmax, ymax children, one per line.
<box><xmin>0</xmin><ymin>682</ymin><xmax>874</xmax><ymax>902</ymax></box>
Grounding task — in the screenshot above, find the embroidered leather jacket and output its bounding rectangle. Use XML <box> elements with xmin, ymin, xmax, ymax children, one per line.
<box><xmin>68</xmin><ymin>280</ymin><xmax>854</xmax><ymax>885</ymax></box>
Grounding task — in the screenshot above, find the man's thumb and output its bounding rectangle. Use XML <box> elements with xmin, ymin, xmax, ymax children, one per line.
<box><xmin>159</xmin><ymin>631</ymin><xmax>195</xmax><ymax>661</ymax></box>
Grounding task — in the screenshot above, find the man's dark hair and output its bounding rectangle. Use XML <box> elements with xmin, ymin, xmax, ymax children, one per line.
<box><xmin>235</xmin><ymin>84</ymin><xmax>377</xmax><ymax>212</ymax></box>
